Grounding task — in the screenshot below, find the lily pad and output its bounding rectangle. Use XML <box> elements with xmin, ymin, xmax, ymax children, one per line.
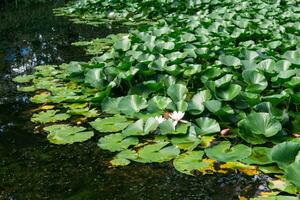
<box><xmin>90</xmin><ymin>115</ymin><xmax>131</xmax><ymax>133</ymax></box>
<box><xmin>136</xmin><ymin>141</ymin><xmax>180</xmax><ymax>163</ymax></box>
<box><xmin>194</xmin><ymin>117</ymin><xmax>220</xmax><ymax>135</ymax></box>
<box><xmin>97</xmin><ymin>133</ymin><xmax>139</xmax><ymax>152</ymax></box>
<box><xmin>31</xmin><ymin>110</ymin><xmax>70</xmax><ymax>124</ymax></box>
<box><xmin>205</xmin><ymin>141</ymin><xmax>252</xmax><ymax>162</ymax></box>
<box><xmin>44</xmin><ymin>124</ymin><xmax>94</xmax><ymax>145</ymax></box>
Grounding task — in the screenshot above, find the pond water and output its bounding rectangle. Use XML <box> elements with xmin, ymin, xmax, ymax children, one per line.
<box><xmin>0</xmin><ymin>2</ymin><xmax>268</xmax><ymax>200</ymax></box>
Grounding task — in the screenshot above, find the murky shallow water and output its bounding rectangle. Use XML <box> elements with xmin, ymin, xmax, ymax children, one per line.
<box><xmin>0</xmin><ymin>2</ymin><xmax>268</xmax><ymax>200</ymax></box>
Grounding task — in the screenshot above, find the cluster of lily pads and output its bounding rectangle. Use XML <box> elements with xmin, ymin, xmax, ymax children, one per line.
<box><xmin>14</xmin><ymin>0</ymin><xmax>300</xmax><ymax>199</ymax></box>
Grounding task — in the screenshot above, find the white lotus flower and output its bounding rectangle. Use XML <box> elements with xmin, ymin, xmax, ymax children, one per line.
<box><xmin>169</xmin><ymin>111</ymin><xmax>185</xmax><ymax>122</ymax></box>
<box><xmin>154</xmin><ymin>116</ymin><xmax>166</xmax><ymax>124</ymax></box>
<box><xmin>169</xmin><ymin>111</ymin><xmax>188</xmax><ymax>127</ymax></box>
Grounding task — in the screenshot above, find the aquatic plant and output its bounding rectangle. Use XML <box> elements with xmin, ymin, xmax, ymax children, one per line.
<box><xmin>14</xmin><ymin>0</ymin><xmax>300</xmax><ymax>198</ymax></box>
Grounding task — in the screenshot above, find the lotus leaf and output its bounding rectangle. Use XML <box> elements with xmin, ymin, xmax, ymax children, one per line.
<box><xmin>242</xmin><ymin>147</ymin><xmax>273</xmax><ymax>165</ymax></box>
<box><xmin>136</xmin><ymin>141</ymin><xmax>180</xmax><ymax>163</ymax></box>
<box><xmin>238</xmin><ymin>113</ymin><xmax>282</xmax><ymax>144</ymax></box>
<box><xmin>270</xmin><ymin>142</ymin><xmax>300</xmax><ymax>169</ymax></box>
<box><xmin>122</xmin><ymin>117</ymin><xmax>159</xmax><ymax>136</ymax></box>
<box><xmin>98</xmin><ymin>133</ymin><xmax>139</xmax><ymax>152</ymax></box>
<box><xmin>159</xmin><ymin>119</ymin><xmax>189</xmax><ymax>135</ymax></box>
<box><xmin>44</xmin><ymin>124</ymin><xmax>94</xmax><ymax>145</ymax></box>
<box><xmin>31</xmin><ymin>110</ymin><xmax>70</xmax><ymax>124</ymax></box>
<box><xmin>118</xmin><ymin>95</ymin><xmax>148</xmax><ymax>115</ymax></box>
<box><xmin>173</xmin><ymin>151</ymin><xmax>205</xmax><ymax>175</ymax></box>
<box><xmin>242</xmin><ymin>70</ymin><xmax>268</xmax><ymax>93</ymax></box>
<box><xmin>167</xmin><ymin>84</ymin><xmax>187</xmax><ymax>102</ymax></box>
<box><xmin>194</xmin><ymin>117</ymin><xmax>220</xmax><ymax>135</ymax></box>
<box><xmin>13</xmin><ymin>75</ymin><xmax>34</xmax><ymax>83</ymax></box>
<box><xmin>188</xmin><ymin>90</ymin><xmax>211</xmax><ymax>115</ymax></box>
<box><xmin>90</xmin><ymin>115</ymin><xmax>131</xmax><ymax>133</ymax></box>
<box><xmin>205</xmin><ymin>141</ymin><xmax>252</xmax><ymax>162</ymax></box>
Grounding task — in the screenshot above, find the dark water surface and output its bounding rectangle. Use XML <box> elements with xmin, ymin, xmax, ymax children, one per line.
<box><xmin>0</xmin><ymin>2</ymin><xmax>267</xmax><ymax>200</ymax></box>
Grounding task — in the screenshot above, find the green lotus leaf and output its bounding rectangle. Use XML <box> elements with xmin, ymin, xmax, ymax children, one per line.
<box><xmin>241</xmin><ymin>91</ymin><xmax>261</xmax><ymax>106</ymax></box>
<box><xmin>159</xmin><ymin>119</ymin><xmax>189</xmax><ymax>135</ymax></box>
<box><xmin>85</xmin><ymin>68</ymin><xmax>106</xmax><ymax>89</ymax></box>
<box><xmin>136</xmin><ymin>141</ymin><xmax>180</xmax><ymax>163</ymax></box>
<box><xmin>214</xmin><ymin>74</ymin><xmax>233</xmax><ymax>88</ymax></box>
<box><xmin>168</xmin><ymin>100</ymin><xmax>188</xmax><ymax>112</ymax></box>
<box><xmin>147</xmin><ymin>96</ymin><xmax>172</xmax><ymax>112</ymax></box>
<box><xmin>242</xmin><ymin>70</ymin><xmax>268</xmax><ymax>93</ymax></box>
<box><xmin>180</xmin><ymin>32</ymin><xmax>196</xmax><ymax>42</ymax></box>
<box><xmin>268</xmin><ymin>41</ymin><xmax>282</xmax><ymax>49</ymax></box>
<box><xmin>13</xmin><ymin>75</ymin><xmax>34</xmax><ymax>83</ymax></box>
<box><xmin>238</xmin><ymin>123</ymin><xmax>268</xmax><ymax>145</ymax></box>
<box><xmin>269</xmin><ymin>178</ymin><xmax>298</xmax><ymax>195</ymax></box>
<box><xmin>173</xmin><ymin>151</ymin><xmax>205</xmax><ymax>175</ymax></box>
<box><xmin>167</xmin><ymin>84</ymin><xmax>188</xmax><ymax>102</ymax></box>
<box><xmin>44</xmin><ymin>124</ymin><xmax>94</xmax><ymax>145</ymax></box>
<box><xmin>205</xmin><ymin>141</ymin><xmax>252</xmax><ymax>162</ymax></box>
<box><xmin>66</xmin><ymin>61</ymin><xmax>83</xmax><ymax>75</ymax></box>
<box><xmin>110</xmin><ymin>149</ymin><xmax>138</xmax><ymax>166</ymax></box>
<box><xmin>204</xmin><ymin>100</ymin><xmax>222</xmax><ymax>113</ymax></box>
<box><xmin>241</xmin><ymin>49</ymin><xmax>259</xmax><ymax>60</ymax></box>
<box><xmin>67</xmin><ymin>107</ymin><xmax>99</xmax><ymax>118</ymax></box>
<box><xmin>262</xmin><ymin>90</ymin><xmax>290</xmax><ymax>105</ymax></box>
<box><xmin>171</xmin><ymin>126</ymin><xmax>201</xmax><ymax>151</ymax></box>
<box><xmin>114</xmin><ymin>35</ymin><xmax>131</xmax><ymax>51</ymax></box>
<box><xmin>188</xmin><ymin>90</ymin><xmax>211</xmax><ymax>115</ymax></box>
<box><xmin>284</xmin><ymin>76</ymin><xmax>300</xmax><ymax>88</ymax></box>
<box><xmin>270</xmin><ymin>141</ymin><xmax>300</xmax><ymax>169</ymax></box>
<box><xmin>257</xmin><ymin>59</ymin><xmax>275</xmax><ymax>74</ymax></box>
<box><xmin>90</xmin><ymin>115</ymin><xmax>131</xmax><ymax>133</ymax></box>
<box><xmin>194</xmin><ymin>117</ymin><xmax>220</xmax><ymax>135</ymax></box>
<box><xmin>97</xmin><ymin>133</ymin><xmax>139</xmax><ymax>152</ymax></box>
<box><xmin>122</xmin><ymin>117</ymin><xmax>159</xmax><ymax>136</ymax></box>
<box><xmin>242</xmin><ymin>147</ymin><xmax>273</xmax><ymax>165</ymax></box>
<box><xmin>219</xmin><ymin>55</ymin><xmax>241</xmax><ymax>67</ymax></box>
<box><xmin>238</xmin><ymin>112</ymin><xmax>282</xmax><ymax>138</ymax></box>
<box><xmin>17</xmin><ymin>86</ymin><xmax>36</xmax><ymax>92</ymax></box>
<box><xmin>31</xmin><ymin>110</ymin><xmax>70</xmax><ymax>124</ymax></box>
<box><xmin>118</xmin><ymin>95</ymin><xmax>148</xmax><ymax>115</ymax></box>
<box><xmin>216</xmin><ymin>84</ymin><xmax>241</xmax><ymax>101</ymax></box>
<box><xmin>285</xmin><ymin>160</ymin><xmax>300</xmax><ymax>190</ymax></box>
<box><xmin>101</xmin><ymin>97</ymin><xmax>122</xmax><ymax>114</ymax></box>
<box><xmin>282</xmin><ymin>50</ymin><xmax>300</xmax><ymax>65</ymax></box>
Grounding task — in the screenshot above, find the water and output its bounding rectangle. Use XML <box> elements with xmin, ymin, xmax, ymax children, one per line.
<box><xmin>0</xmin><ymin>2</ymin><xmax>267</xmax><ymax>200</ymax></box>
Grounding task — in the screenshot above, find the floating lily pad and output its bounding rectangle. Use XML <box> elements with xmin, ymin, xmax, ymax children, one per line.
<box><xmin>136</xmin><ymin>141</ymin><xmax>180</xmax><ymax>163</ymax></box>
<box><xmin>194</xmin><ymin>117</ymin><xmax>220</xmax><ymax>135</ymax></box>
<box><xmin>44</xmin><ymin>124</ymin><xmax>94</xmax><ymax>145</ymax></box>
<box><xmin>31</xmin><ymin>110</ymin><xmax>70</xmax><ymax>124</ymax></box>
<box><xmin>242</xmin><ymin>147</ymin><xmax>273</xmax><ymax>165</ymax></box>
<box><xmin>97</xmin><ymin>133</ymin><xmax>139</xmax><ymax>152</ymax></box>
<box><xmin>205</xmin><ymin>141</ymin><xmax>252</xmax><ymax>162</ymax></box>
<box><xmin>173</xmin><ymin>151</ymin><xmax>206</xmax><ymax>175</ymax></box>
<box><xmin>122</xmin><ymin>117</ymin><xmax>159</xmax><ymax>136</ymax></box>
<box><xmin>90</xmin><ymin>115</ymin><xmax>131</xmax><ymax>133</ymax></box>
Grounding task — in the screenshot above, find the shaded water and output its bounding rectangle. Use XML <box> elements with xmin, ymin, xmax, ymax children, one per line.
<box><xmin>0</xmin><ymin>2</ymin><xmax>267</xmax><ymax>200</ymax></box>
